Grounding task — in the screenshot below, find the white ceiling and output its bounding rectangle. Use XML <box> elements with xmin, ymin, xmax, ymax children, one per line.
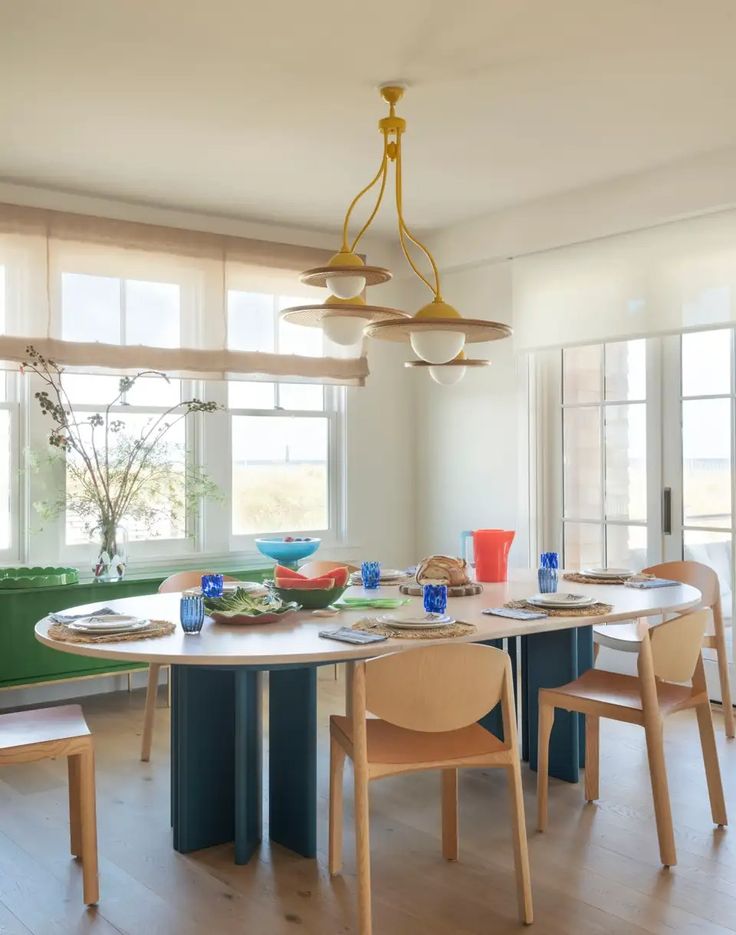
<box><xmin>3</xmin><ymin>0</ymin><xmax>736</xmax><ymax>235</ymax></box>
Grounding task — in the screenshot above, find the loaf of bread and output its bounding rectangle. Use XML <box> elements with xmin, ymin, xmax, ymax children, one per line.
<box><xmin>415</xmin><ymin>555</ymin><xmax>469</xmax><ymax>586</ymax></box>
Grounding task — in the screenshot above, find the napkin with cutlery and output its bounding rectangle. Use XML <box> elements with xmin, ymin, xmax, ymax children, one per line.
<box><xmin>48</xmin><ymin>607</ymin><xmax>119</xmax><ymax>624</ymax></box>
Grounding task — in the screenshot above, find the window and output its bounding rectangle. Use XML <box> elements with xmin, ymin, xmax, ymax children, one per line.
<box><xmin>14</xmin><ymin>276</ymin><xmax>344</xmax><ymax>568</ymax></box>
<box><xmin>561</xmin><ymin>340</ymin><xmax>648</xmax><ymax>568</ymax></box>
<box><xmin>226</xmin><ymin>292</ymin><xmax>339</xmax><ymax>540</ymax></box>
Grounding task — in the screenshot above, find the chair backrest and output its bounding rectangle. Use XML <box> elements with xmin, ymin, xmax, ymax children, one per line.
<box><xmin>643</xmin><ymin>560</ymin><xmax>720</xmax><ymax>611</ymax></box>
<box><xmin>158</xmin><ymin>571</ymin><xmax>237</xmax><ymax>593</ymax></box>
<box><xmin>648</xmin><ymin>609</ymin><xmax>709</xmax><ymax>683</ymax></box>
<box><xmin>365</xmin><ymin>643</ymin><xmax>510</xmax><ymax>733</ymax></box>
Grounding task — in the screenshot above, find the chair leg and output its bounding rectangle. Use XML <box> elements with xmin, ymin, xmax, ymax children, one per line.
<box><xmin>328</xmin><ymin>735</ymin><xmax>346</xmax><ymax>876</ymax></box>
<box><xmin>584</xmin><ymin>715</ymin><xmax>600</xmax><ymax>802</ymax></box>
<box><xmin>507</xmin><ymin>762</ymin><xmax>534</xmax><ymax>925</ymax></box>
<box><xmin>712</xmin><ymin>627</ymin><xmax>735</xmax><ymax>739</ymax></box>
<box><xmin>593</xmin><ymin>641</ymin><xmax>600</xmax><ymax>663</ymax></box>
<box><xmin>353</xmin><ymin>751</ymin><xmax>372</xmax><ymax>934</ymax></box>
<box><xmin>140</xmin><ymin>664</ymin><xmax>161</xmax><ymax>762</ymax></box>
<box><xmin>695</xmin><ymin>701</ymin><xmax>728</xmax><ymax>827</ymax></box>
<box><xmin>68</xmin><ymin>754</ymin><xmax>82</xmax><ymax>858</ymax></box>
<box><xmin>642</xmin><ymin>715</ymin><xmax>677</xmax><ymax>867</ymax></box>
<box><xmin>79</xmin><ymin>746</ymin><xmax>99</xmax><ymax>906</ymax></box>
<box><xmin>441</xmin><ymin>768</ymin><xmax>459</xmax><ymax>861</ymax></box>
<box><xmin>536</xmin><ymin>700</ymin><xmax>555</xmax><ymax>831</ymax></box>
<box><xmin>166</xmin><ymin>665</ymin><xmax>172</xmax><ymax>709</ymax></box>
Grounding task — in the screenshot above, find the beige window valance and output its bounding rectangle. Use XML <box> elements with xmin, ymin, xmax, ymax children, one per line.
<box><xmin>0</xmin><ymin>203</ymin><xmax>368</xmax><ymax>385</ymax></box>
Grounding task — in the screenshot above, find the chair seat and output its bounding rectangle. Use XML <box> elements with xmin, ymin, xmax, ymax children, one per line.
<box><xmin>543</xmin><ymin>668</ymin><xmax>699</xmax><ymax>716</ymax></box>
<box><xmin>331</xmin><ymin>715</ymin><xmax>505</xmax><ymax>765</ymax></box>
<box><xmin>0</xmin><ymin>704</ymin><xmax>90</xmax><ymax>752</ymax></box>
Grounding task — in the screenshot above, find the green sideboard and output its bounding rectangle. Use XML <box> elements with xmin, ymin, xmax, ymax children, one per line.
<box><xmin>0</xmin><ymin>566</ymin><xmax>272</xmax><ymax>690</ymax></box>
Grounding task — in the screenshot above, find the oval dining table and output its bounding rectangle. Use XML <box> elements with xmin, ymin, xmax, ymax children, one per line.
<box><xmin>35</xmin><ymin>571</ymin><xmax>701</xmax><ymax>865</ymax></box>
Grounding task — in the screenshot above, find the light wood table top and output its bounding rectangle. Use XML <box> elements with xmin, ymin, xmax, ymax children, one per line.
<box><xmin>34</xmin><ymin>571</ymin><xmax>701</xmax><ymax>668</ymax></box>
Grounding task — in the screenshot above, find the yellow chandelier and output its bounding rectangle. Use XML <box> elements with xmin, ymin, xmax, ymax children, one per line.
<box><xmin>281</xmin><ymin>84</ymin><xmax>512</xmax><ymax>380</ymax></box>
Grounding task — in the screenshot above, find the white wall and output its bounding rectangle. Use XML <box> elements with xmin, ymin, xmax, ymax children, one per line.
<box><xmin>403</xmin><ymin>262</ymin><xmax>529</xmax><ymax>568</ymax></box>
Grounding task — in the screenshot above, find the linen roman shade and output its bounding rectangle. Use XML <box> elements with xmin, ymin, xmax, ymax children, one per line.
<box><xmin>0</xmin><ymin>203</ymin><xmax>369</xmax><ymax>384</ymax></box>
<box><xmin>513</xmin><ymin>208</ymin><xmax>736</xmax><ymax>351</ymax></box>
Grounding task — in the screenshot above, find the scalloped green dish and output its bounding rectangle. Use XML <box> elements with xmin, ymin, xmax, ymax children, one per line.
<box><xmin>0</xmin><ymin>566</ymin><xmax>80</xmax><ymax>588</ymax></box>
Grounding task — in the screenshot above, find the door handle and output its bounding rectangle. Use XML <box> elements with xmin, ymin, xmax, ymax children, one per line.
<box><xmin>662</xmin><ymin>487</ymin><xmax>672</xmax><ymax>535</ymax></box>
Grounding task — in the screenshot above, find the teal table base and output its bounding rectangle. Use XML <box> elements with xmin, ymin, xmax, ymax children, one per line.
<box><xmin>521</xmin><ymin>626</ymin><xmax>594</xmax><ymax>782</ymax></box>
<box><xmin>171</xmin><ymin>663</ymin><xmax>316</xmax><ymax>863</ymax></box>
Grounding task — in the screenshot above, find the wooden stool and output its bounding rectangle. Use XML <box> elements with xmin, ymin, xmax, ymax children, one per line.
<box><xmin>0</xmin><ymin>704</ymin><xmax>99</xmax><ymax>905</ymax></box>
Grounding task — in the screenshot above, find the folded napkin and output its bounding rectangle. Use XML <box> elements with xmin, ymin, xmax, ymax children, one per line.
<box><xmin>482</xmin><ymin>607</ymin><xmax>549</xmax><ymax>620</ymax></box>
<box><xmin>48</xmin><ymin>607</ymin><xmax>119</xmax><ymax>624</ymax></box>
<box><xmin>625</xmin><ymin>578</ymin><xmax>681</xmax><ymax>589</ymax></box>
<box><xmin>335</xmin><ymin>597</ymin><xmax>410</xmax><ymax>610</ymax></box>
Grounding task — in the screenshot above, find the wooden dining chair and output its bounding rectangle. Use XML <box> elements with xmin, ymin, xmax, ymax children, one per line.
<box><xmin>538</xmin><ymin>609</ymin><xmax>727</xmax><ymax>867</ymax></box>
<box><xmin>0</xmin><ymin>705</ymin><xmax>99</xmax><ymax>904</ymax></box>
<box><xmin>592</xmin><ymin>561</ymin><xmax>734</xmax><ymax>738</ymax></box>
<box><xmin>329</xmin><ymin>644</ymin><xmax>533</xmax><ymax>934</ymax></box>
<box><xmin>140</xmin><ymin>571</ymin><xmax>237</xmax><ymax>761</ymax></box>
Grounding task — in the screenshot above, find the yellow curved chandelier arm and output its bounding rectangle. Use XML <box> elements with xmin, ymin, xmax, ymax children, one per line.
<box><xmin>341</xmin><ymin>137</ymin><xmax>390</xmax><ymax>253</ymax></box>
<box><xmin>350</xmin><ymin>136</ymin><xmax>389</xmax><ymax>253</ymax></box>
<box><xmin>394</xmin><ymin>135</ymin><xmax>443</xmax><ymax>299</ymax></box>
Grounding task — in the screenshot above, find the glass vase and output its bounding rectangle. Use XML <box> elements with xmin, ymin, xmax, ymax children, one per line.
<box><xmin>91</xmin><ymin>522</ymin><xmax>128</xmax><ymax>582</ymax></box>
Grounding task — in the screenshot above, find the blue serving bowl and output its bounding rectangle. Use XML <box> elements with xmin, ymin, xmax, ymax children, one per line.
<box><xmin>255</xmin><ymin>537</ymin><xmax>321</xmax><ymax>564</ymax></box>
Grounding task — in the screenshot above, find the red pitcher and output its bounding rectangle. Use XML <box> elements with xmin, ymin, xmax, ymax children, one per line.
<box><xmin>460</xmin><ymin>529</ymin><xmax>515</xmax><ymax>582</ymax></box>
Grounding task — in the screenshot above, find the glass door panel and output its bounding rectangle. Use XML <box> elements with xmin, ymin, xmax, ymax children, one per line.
<box><xmin>682</xmin><ymin>398</ymin><xmax>732</xmax><ymax>528</ymax></box>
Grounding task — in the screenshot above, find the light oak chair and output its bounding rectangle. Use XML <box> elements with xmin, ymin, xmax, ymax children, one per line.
<box><xmin>592</xmin><ymin>561</ymin><xmax>734</xmax><ymax>738</ymax></box>
<box><xmin>330</xmin><ymin>644</ymin><xmax>533</xmax><ymax>935</ymax></box>
<box><xmin>0</xmin><ymin>705</ymin><xmax>99</xmax><ymax>904</ymax></box>
<box><xmin>140</xmin><ymin>571</ymin><xmax>237</xmax><ymax>761</ymax></box>
<box><xmin>538</xmin><ymin>609</ymin><xmax>727</xmax><ymax>867</ymax></box>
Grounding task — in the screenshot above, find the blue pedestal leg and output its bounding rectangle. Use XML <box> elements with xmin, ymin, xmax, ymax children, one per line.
<box><xmin>268</xmin><ymin>667</ymin><xmax>317</xmax><ymax>857</ymax></box>
<box><xmin>234</xmin><ymin>670</ymin><xmax>262</xmax><ymax>864</ymax></box>
<box><xmin>479</xmin><ymin>639</ymin><xmax>505</xmax><ymax>740</ymax></box>
<box><xmin>172</xmin><ymin>665</ymin><xmax>237</xmax><ymax>853</ymax></box>
<box><xmin>523</xmin><ymin>628</ymin><xmax>582</xmax><ymax>783</ymax></box>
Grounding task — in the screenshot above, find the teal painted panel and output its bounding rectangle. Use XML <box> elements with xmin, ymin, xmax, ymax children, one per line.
<box><xmin>0</xmin><ymin>567</ymin><xmax>270</xmax><ymax>688</ymax></box>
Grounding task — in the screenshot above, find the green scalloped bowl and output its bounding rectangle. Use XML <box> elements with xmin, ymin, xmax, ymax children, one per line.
<box><xmin>268</xmin><ymin>581</ymin><xmax>348</xmax><ymax>610</ymax></box>
<box><xmin>0</xmin><ymin>566</ymin><xmax>80</xmax><ymax>588</ymax></box>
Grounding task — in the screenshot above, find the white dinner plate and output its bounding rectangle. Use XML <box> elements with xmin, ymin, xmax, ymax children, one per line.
<box><xmin>67</xmin><ymin>615</ymin><xmax>152</xmax><ymax>634</ymax></box>
<box><xmin>377</xmin><ymin>612</ymin><xmax>454</xmax><ymax>629</ymax></box>
<box><xmin>189</xmin><ymin>581</ymin><xmax>267</xmax><ymax>596</ymax></box>
<box><xmin>527</xmin><ymin>593</ymin><xmax>596</xmax><ymax>609</ymax></box>
<box><xmin>582</xmin><ymin>567</ymin><xmax>633</xmax><ymax>579</ymax></box>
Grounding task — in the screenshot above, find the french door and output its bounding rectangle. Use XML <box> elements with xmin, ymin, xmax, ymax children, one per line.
<box><xmin>553</xmin><ymin>330</ymin><xmax>735</xmax><ymax>697</ymax></box>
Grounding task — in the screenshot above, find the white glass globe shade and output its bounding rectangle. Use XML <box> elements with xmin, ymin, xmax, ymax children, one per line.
<box><xmin>410</xmin><ymin>330</ymin><xmax>465</xmax><ymax>364</ymax></box>
<box><xmin>429</xmin><ymin>365</ymin><xmax>467</xmax><ymax>386</ymax></box>
<box><xmin>323</xmin><ymin>315</ymin><xmax>370</xmax><ymax>346</ymax></box>
<box><xmin>325</xmin><ymin>274</ymin><xmax>366</xmax><ymax>299</ymax></box>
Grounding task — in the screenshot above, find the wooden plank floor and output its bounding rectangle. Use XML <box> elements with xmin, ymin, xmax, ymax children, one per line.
<box><xmin>0</xmin><ymin>674</ymin><xmax>733</xmax><ymax>934</ymax></box>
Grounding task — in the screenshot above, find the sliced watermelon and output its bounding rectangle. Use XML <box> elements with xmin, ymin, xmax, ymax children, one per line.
<box><xmin>275</xmin><ymin>575</ymin><xmax>336</xmax><ymax>590</ymax></box>
<box><xmin>329</xmin><ymin>566</ymin><xmax>350</xmax><ymax>588</ymax></box>
<box><xmin>274</xmin><ymin>564</ymin><xmax>307</xmax><ymax>579</ymax></box>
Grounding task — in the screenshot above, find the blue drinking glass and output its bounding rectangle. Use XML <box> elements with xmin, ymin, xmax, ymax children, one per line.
<box><xmin>180</xmin><ymin>595</ymin><xmax>205</xmax><ymax>633</ymax></box>
<box><xmin>201</xmin><ymin>573</ymin><xmax>224</xmax><ymax>598</ymax></box>
<box><xmin>423</xmin><ymin>583</ymin><xmax>448</xmax><ymax>615</ymax></box>
<box><xmin>361</xmin><ymin>561</ymin><xmax>381</xmax><ymax>590</ymax></box>
<box><xmin>538</xmin><ymin>552</ymin><xmax>559</xmax><ymax>593</ymax></box>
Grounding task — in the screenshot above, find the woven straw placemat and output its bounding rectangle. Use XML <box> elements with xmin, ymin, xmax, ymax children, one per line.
<box><xmin>563</xmin><ymin>572</ymin><xmax>629</xmax><ymax>585</ymax></box>
<box><xmin>352</xmin><ymin>619</ymin><xmax>477</xmax><ymax>640</ymax></box>
<box><xmin>48</xmin><ymin>619</ymin><xmax>176</xmax><ymax>644</ymax></box>
<box><xmin>504</xmin><ymin>600</ymin><xmax>613</xmax><ymax>618</ymax></box>
<box><xmin>399</xmin><ymin>582</ymin><xmax>483</xmax><ymax>597</ymax></box>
